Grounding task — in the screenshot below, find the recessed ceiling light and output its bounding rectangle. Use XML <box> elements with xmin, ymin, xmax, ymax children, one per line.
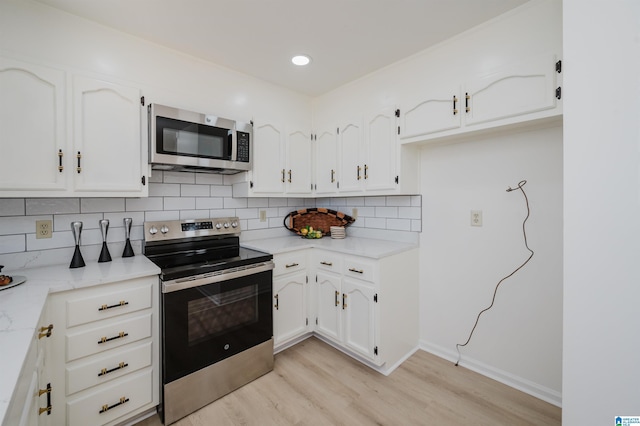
<box><xmin>291</xmin><ymin>55</ymin><xmax>311</xmax><ymax>66</ymax></box>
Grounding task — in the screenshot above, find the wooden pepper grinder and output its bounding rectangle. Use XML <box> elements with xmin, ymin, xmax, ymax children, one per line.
<box><xmin>98</xmin><ymin>219</ymin><xmax>112</xmax><ymax>263</ymax></box>
<box><xmin>69</xmin><ymin>221</ymin><xmax>85</xmax><ymax>268</ymax></box>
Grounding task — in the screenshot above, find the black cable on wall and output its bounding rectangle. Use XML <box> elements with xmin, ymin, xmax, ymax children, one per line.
<box><xmin>455</xmin><ymin>180</ymin><xmax>534</xmax><ymax>367</ymax></box>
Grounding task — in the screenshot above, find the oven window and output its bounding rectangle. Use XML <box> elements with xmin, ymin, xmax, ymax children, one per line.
<box><xmin>187</xmin><ymin>285</ymin><xmax>258</xmax><ymax>345</ymax></box>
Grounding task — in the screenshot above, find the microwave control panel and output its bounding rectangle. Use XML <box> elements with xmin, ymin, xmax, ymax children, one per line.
<box><xmin>236</xmin><ymin>131</ymin><xmax>250</xmax><ymax>162</ymax></box>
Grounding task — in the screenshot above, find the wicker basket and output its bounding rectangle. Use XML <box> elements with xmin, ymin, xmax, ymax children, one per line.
<box><xmin>283</xmin><ymin>208</ymin><xmax>355</xmax><ymax>236</ymax></box>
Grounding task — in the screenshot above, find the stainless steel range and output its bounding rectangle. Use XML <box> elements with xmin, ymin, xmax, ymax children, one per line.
<box><xmin>143</xmin><ymin>217</ymin><xmax>274</xmax><ymax>425</ymax></box>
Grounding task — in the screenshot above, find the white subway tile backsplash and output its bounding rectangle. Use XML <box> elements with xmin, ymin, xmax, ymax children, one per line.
<box><xmin>0</xmin><ymin>234</ymin><xmax>25</xmax><ymax>254</ymax></box>
<box><xmin>247</xmin><ymin>198</ymin><xmax>269</xmax><ymax>208</ymax></box>
<box><xmin>148</xmin><ymin>171</ymin><xmax>163</xmax><ymax>183</ymax></box>
<box><xmin>268</xmin><ymin>198</ymin><xmax>288</xmax><ymax>207</ymax></box>
<box><xmin>286</xmin><ymin>198</ymin><xmax>305</xmax><ymax>206</ymax></box>
<box><xmin>236</xmin><ymin>208</ymin><xmax>258</xmax><ymax>219</ymax></box>
<box><xmin>181</xmin><ymin>184</ymin><xmax>210</xmax><ymax>197</ymax></box>
<box><xmin>26</xmin><ymin>230</ymin><xmax>75</xmax><ymax>251</ymax></box>
<box><xmin>163</xmin><ymin>171</ymin><xmax>195</xmax><ymax>184</ymax></box>
<box><xmin>411</xmin><ymin>195</ymin><xmax>422</xmax><ymax>207</ymax></box>
<box><xmin>180</xmin><ymin>210</ymin><xmax>205</xmax><ymax>220</ymax></box>
<box><xmin>210</xmin><ymin>185</ymin><xmax>233</xmax><ymax>197</ymax></box>
<box><xmin>208</xmin><ymin>209</ymin><xmax>236</xmax><ymax>218</ymax></box>
<box><xmin>411</xmin><ymin>219</ymin><xmax>422</xmax><ymax>232</ymax></box>
<box><xmin>126</xmin><ymin>197</ymin><xmax>164</xmax><ymax>211</ymax></box>
<box><xmin>80</xmin><ymin>198</ymin><xmax>125</xmax><ymax>213</ymax></box>
<box><xmin>246</xmin><ymin>219</ymin><xmax>269</xmax><ymax>230</ymax></box>
<box><xmin>399</xmin><ymin>206</ymin><xmax>421</xmax><ymax>220</ymax></box>
<box><xmin>375</xmin><ymin>207</ymin><xmax>398</xmax><ymax>218</ymax></box>
<box><xmin>195</xmin><ymin>197</ymin><xmax>224</xmax><ymax>210</ymax></box>
<box><xmin>54</xmin><ymin>213</ymin><xmax>104</xmax><ymax>231</ymax></box>
<box><xmin>364</xmin><ymin>197</ymin><xmax>386</xmax><ymax>207</ymax></box>
<box><xmin>224</xmin><ymin>197</ymin><xmax>247</xmax><ymax>209</ymax></box>
<box><xmin>386</xmin><ymin>196</ymin><xmax>412</xmax><ymax>207</ymax></box>
<box><xmin>26</xmin><ymin>198</ymin><xmax>80</xmax><ymax>215</ymax></box>
<box><xmin>364</xmin><ymin>217</ymin><xmax>386</xmax><ymax>229</ymax></box>
<box><xmin>386</xmin><ymin>218</ymin><xmax>411</xmax><ymax>231</ymax></box>
<box><xmin>195</xmin><ymin>174</ymin><xmax>224</xmax><ymax>185</ymax></box>
<box><xmin>145</xmin><ymin>210</ymin><xmax>179</xmax><ymax>222</ymax></box>
<box><xmin>0</xmin><ymin>215</ymin><xmax>51</xmax><ymax>235</ymax></box>
<box><xmin>150</xmin><ymin>183</ymin><xmax>180</xmax><ymax>197</ymax></box>
<box><xmin>164</xmin><ymin>197</ymin><xmax>195</xmax><ymax>211</ymax></box>
<box><xmin>346</xmin><ymin>197</ymin><xmax>365</xmax><ymax>206</ymax></box>
<box><xmin>357</xmin><ymin>207</ymin><xmax>376</xmax><ymax>217</ymax></box>
<box><xmin>0</xmin><ymin>199</ymin><xmax>25</xmax><ymax>217</ymax></box>
<box><xmin>103</xmin><ymin>212</ymin><xmax>145</xmax><ymax>228</ymax></box>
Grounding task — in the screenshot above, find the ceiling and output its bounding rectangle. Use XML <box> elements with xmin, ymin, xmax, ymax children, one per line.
<box><xmin>35</xmin><ymin>0</ymin><xmax>530</xmax><ymax>97</ymax></box>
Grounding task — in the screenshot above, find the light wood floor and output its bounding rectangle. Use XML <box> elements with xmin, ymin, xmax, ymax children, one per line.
<box><xmin>136</xmin><ymin>337</ymin><xmax>560</xmax><ymax>425</ymax></box>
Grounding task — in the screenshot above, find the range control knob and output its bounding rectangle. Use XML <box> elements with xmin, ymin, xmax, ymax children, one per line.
<box><xmin>231</xmin><ymin>221</ymin><xmax>238</xmax><ymax>228</ymax></box>
<box><xmin>223</xmin><ymin>222</ymin><xmax>230</xmax><ymax>229</ymax></box>
<box><xmin>160</xmin><ymin>225</ymin><xmax>169</xmax><ymax>234</ymax></box>
<box><xmin>215</xmin><ymin>222</ymin><xmax>222</xmax><ymax>230</ymax></box>
<box><xmin>149</xmin><ymin>226</ymin><xmax>158</xmax><ymax>235</ymax></box>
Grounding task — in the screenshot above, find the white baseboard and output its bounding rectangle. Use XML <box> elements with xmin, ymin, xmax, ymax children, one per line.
<box><xmin>420</xmin><ymin>340</ymin><xmax>562</xmax><ymax>407</ymax></box>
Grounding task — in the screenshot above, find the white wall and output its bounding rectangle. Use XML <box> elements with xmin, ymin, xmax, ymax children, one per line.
<box><xmin>420</xmin><ymin>123</ymin><xmax>563</xmax><ymax>404</ymax></box>
<box><xmin>563</xmin><ymin>1</ymin><xmax>640</xmax><ymax>424</ymax></box>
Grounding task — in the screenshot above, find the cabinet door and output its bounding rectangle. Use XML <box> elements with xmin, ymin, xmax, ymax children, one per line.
<box><xmin>364</xmin><ymin>107</ymin><xmax>398</xmax><ymax>191</ymax></box>
<box><xmin>0</xmin><ymin>58</ymin><xmax>67</xmax><ymax>193</ymax></box>
<box><xmin>314</xmin><ymin>126</ymin><xmax>338</xmax><ymax>195</ymax></box>
<box><xmin>342</xmin><ymin>278</ymin><xmax>376</xmax><ymax>361</ymax></box>
<box><xmin>72</xmin><ymin>75</ymin><xmax>143</xmax><ymax>193</ymax></box>
<box><xmin>464</xmin><ymin>53</ymin><xmax>558</xmax><ymax>126</ymax></box>
<box><xmin>401</xmin><ymin>85</ymin><xmax>462</xmax><ymax>139</ymax></box>
<box><xmin>338</xmin><ymin>119</ymin><xmax>363</xmax><ymax>193</ymax></box>
<box><xmin>286</xmin><ymin>127</ymin><xmax>312</xmax><ymax>194</ymax></box>
<box><xmin>315</xmin><ymin>271</ymin><xmax>342</xmax><ymax>342</ymax></box>
<box><xmin>251</xmin><ymin>120</ymin><xmax>285</xmax><ymax>193</ymax></box>
<box><xmin>273</xmin><ymin>271</ymin><xmax>307</xmax><ymax>346</ymax></box>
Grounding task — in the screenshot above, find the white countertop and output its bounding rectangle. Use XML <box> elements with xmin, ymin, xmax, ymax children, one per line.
<box><xmin>241</xmin><ymin>235</ymin><xmax>418</xmax><ymax>258</ymax></box>
<box><xmin>0</xmin><ymin>256</ymin><xmax>160</xmax><ymax>424</ymax></box>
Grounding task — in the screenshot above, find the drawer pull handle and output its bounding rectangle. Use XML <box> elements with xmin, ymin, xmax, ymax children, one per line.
<box><xmin>320</xmin><ymin>261</ymin><xmax>333</xmax><ymax>266</ymax></box>
<box><xmin>98</xmin><ymin>300</ymin><xmax>129</xmax><ymax>311</ymax></box>
<box><xmin>274</xmin><ymin>294</ymin><xmax>279</xmax><ymax>310</ymax></box>
<box><xmin>342</xmin><ymin>293</ymin><xmax>347</xmax><ymax>309</ymax></box>
<box><xmin>38</xmin><ymin>383</ymin><xmax>52</xmax><ymax>416</ymax></box>
<box><xmin>348</xmin><ymin>268</ymin><xmax>364</xmax><ymax>274</ymax></box>
<box><xmin>285</xmin><ymin>263</ymin><xmax>299</xmax><ymax>268</ymax></box>
<box><xmin>99</xmin><ymin>397</ymin><xmax>129</xmax><ymax>414</ymax></box>
<box><xmin>58</xmin><ymin>149</ymin><xmax>64</xmax><ymax>172</ymax></box>
<box><xmin>98</xmin><ymin>361</ymin><xmax>129</xmax><ymax>377</ymax></box>
<box><xmin>98</xmin><ymin>331</ymin><xmax>128</xmax><ymax>344</ymax></box>
<box><xmin>38</xmin><ymin>324</ymin><xmax>54</xmax><ymax>339</ymax></box>
<box><xmin>76</xmin><ymin>151</ymin><xmax>82</xmax><ymax>173</ymax></box>
<box><xmin>335</xmin><ymin>291</ymin><xmax>340</xmax><ymax>307</ymax></box>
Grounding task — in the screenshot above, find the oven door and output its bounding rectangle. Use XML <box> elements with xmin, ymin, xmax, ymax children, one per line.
<box><xmin>161</xmin><ymin>264</ymin><xmax>273</xmax><ymax>384</ymax></box>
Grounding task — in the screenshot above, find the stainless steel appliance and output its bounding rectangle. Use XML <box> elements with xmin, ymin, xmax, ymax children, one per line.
<box><xmin>143</xmin><ymin>217</ymin><xmax>274</xmax><ymax>425</ymax></box>
<box><xmin>148</xmin><ymin>103</ymin><xmax>252</xmax><ymax>174</ymax></box>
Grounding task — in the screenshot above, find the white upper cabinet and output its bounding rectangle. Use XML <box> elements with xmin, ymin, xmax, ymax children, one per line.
<box><xmin>402</xmin><ymin>85</ymin><xmax>462</xmax><ymax>139</ymax></box>
<box><xmin>313</xmin><ymin>125</ymin><xmax>338</xmax><ymax>195</ymax></box>
<box><xmin>285</xmin><ymin>127</ymin><xmax>312</xmax><ymax>194</ymax></box>
<box><xmin>363</xmin><ymin>106</ymin><xmax>398</xmax><ymax>192</ymax></box>
<box><xmin>0</xmin><ymin>57</ymin><xmax>67</xmax><ymax>193</ymax></box>
<box><xmin>337</xmin><ymin>118</ymin><xmax>363</xmax><ymax>194</ymax></box>
<box><xmin>250</xmin><ymin>120</ymin><xmax>285</xmax><ymax>193</ymax></box>
<box><xmin>464</xmin><ymin>53</ymin><xmax>559</xmax><ymax>126</ymax></box>
<box><xmin>72</xmin><ymin>75</ymin><xmax>144</xmax><ymax>194</ymax></box>
<box><xmin>0</xmin><ymin>56</ymin><xmax>149</xmax><ymax>197</ymax></box>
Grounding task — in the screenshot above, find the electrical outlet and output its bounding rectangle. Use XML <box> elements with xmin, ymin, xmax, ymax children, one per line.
<box><xmin>470</xmin><ymin>210</ymin><xmax>483</xmax><ymax>227</ymax></box>
<box><xmin>36</xmin><ymin>220</ymin><xmax>53</xmax><ymax>239</ymax></box>
<box><xmin>352</xmin><ymin>208</ymin><xmax>358</xmax><ymax>219</ymax></box>
<box><xmin>259</xmin><ymin>210</ymin><xmax>267</xmax><ymax>222</ymax></box>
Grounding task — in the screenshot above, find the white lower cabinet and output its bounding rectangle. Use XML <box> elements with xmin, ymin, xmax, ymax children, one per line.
<box><xmin>47</xmin><ymin>276</ymin><xmax>159</xmax><ymax>426</ymax></box>
<box><xmin>312</xmin><ymin>248</ymin><xmax>419</xmax><ymax>371</ymax></box>
<box><xmin>272</xmin><ymin>251</ymin><xmax>310</xmax><ymax>348</ymax></box>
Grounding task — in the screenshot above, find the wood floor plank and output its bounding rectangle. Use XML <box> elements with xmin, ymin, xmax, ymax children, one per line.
<box><xmin>135</xmin><ymin>337</ymin><xmax>561</xmax><ymax>426</ymax></box>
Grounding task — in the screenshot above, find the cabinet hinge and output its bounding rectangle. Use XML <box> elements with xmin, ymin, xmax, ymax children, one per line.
<box><xmin>555</xmin><ymin>87</ymin><xmax>562</xmax><ymax>100</ymax></box>
<box><xmin>250</xmin><ymin>181</ymin><xmax>254</xmax><ymax>188</ymax></box>
<box><xmin>395</xmin><ymin>109</ymin><xmax>400</xmax><ymax>117</ymax></box>
<box><xmin>397</xmin><ymin>126</ymin><xmax>400</xmax><ymax>135</ymax></box>
<box><xmin>141</xmin><ymin>176</ymin><xmax>146</xmax><ymax>186</ymax></box>
<box><xmin>555</xmin><ymin>60</ymin><xmax>562</xmax><ymax>73</ymax></box>
<box><xmin>395</xmin><ymin>176</ymin><xmax>399</xmax><ymax>184</ymax></box>
<box><xmin>374</xmin><ymin>346</ymin><xmax>378</xmax><ymax>356</ymax></box>
<box><xmin>250</xmin><ymin>120</ymin><xmax>254</xmax><ymax>126</ymax></box>
<box><xmin>374</xmin><ymin>293</ymin><xmax>378</xmax><ymax>303</ymax></box>
<box><xmin>140</xmin><ymin>96</ymin><xmax>145</xmax><ymax>106</ymax></box>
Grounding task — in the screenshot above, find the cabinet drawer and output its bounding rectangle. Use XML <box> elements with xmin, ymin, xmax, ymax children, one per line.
<box><xmin>343</xmin><ymin>257</ymin><xmax>375</xmax><ymax>282</ymax></box>
<box><xmin>66</xmin><ymin>341</ymin><xmax>152</xmax><ymax>395</ymax></box>
<box><xmin>273</xmin><ymin>251</ymin><xmax>307</xmax><ymax>277</ymax></box>
<box><xmin>314</xmin><ymin>251</ymin><xmax>343</xmax><ymax>273</ymax></box>
<box><xmin>66</xmin><ymin>279</ymin><xmax>153</xmax><ymax>327</ymax></box>
<box><xmin>66</xmin><ymin>368</ymin><xmax>153</xmax><ymax>426</ymax></box>
<box><xmin>66</xmin><ymin>313</ymin><xmax>152</xmax><ymax>362</ymax></box>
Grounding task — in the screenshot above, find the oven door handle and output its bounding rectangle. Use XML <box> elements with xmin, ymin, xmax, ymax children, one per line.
<box><xmin>162</xmin><ymin>261</ymin><xmax>275</xmax><ymax>293</ymax></box>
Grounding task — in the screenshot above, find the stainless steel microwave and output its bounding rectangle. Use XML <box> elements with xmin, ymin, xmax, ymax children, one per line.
<box><xmin>148</xmin><ymin>103</ymin><xmax>252</xmax><ymax>174</ymax></box>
